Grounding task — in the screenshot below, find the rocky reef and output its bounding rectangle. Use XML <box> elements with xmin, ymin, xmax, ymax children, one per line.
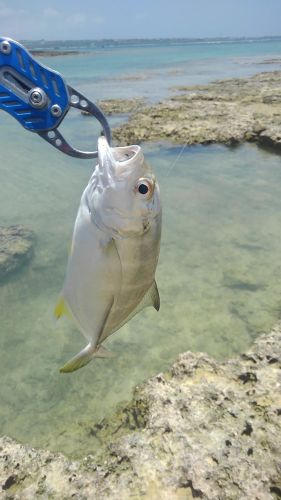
<box><xmin>111</xmin><ymin>71</ymin><xmax>281</xmax><ymax>151</ymax></box>
<box><xmin>81</xmin><ymin>98</ymin><xmax>145</xmax><ymax>117</ymax></box>
<box><xmin>98</xmin><ymin>98</ymin><xmax>145</xmax><ymax>116</ymax></box>
<box><xmin>1</xmin><ymin>323</ymin><xmax>281</xmax><ymax>499</ymax></box>
<box><xmin>0</xmin><ymin>225</ymin><xmax>35</xmax><ymax>282</ymax></box>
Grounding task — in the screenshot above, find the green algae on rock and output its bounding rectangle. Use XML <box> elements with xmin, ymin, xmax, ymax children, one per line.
<box><xmin>112</xmin><ymin>71</ymin><xmax>281</xmax><ymax>151</ymax></box>
<box><xmin>1</xmin><ymin>323</ymin><xmax>280</xmax><ymax>499</ymax></box>
<box><xmin>0</xmin><ymin>225</ymin><xmax>35</xmax><ymax>282</ymax></box>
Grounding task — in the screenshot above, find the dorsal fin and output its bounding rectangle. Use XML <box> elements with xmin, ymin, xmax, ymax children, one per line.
<box><xmin>54</xmin><ymin>295</ymin><xmax>70</xmax><ymax>320</ymax></box>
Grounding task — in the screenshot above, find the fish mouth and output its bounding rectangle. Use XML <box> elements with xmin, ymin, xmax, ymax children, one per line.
<box><xmin>97</xmin><ymin>136</ymin><xmax>144</xmax><ymax>177</ymax></box>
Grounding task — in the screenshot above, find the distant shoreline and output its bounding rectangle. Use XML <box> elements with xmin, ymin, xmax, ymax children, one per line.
<box><xmin>23</xmin><ymin>35</ymin><xmax>281</xmax><ymax>53</ymax></box>
<box><xmin>30</xmin><ymin>49</ymin><xmax>82</xmax><ymax>57</ymax></box>
<box><xmin>23</xmin><ymin>35</ymin><xmax>281</xmax><ymax>43</ymax></box>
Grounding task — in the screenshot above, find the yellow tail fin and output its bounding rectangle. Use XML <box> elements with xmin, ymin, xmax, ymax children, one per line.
<box><xmin>60</xmin><ymin>344</ymin><xmax>116</xmax><ymax>373</ymax></box>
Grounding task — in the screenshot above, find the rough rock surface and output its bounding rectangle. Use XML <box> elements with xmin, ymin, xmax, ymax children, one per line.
<box><xmin>98</xmin><ymin>98</ymin><xmax>146</xmax><ymax>116</ymax></box>
<box><xmin>81</xmin><ymin>98</ymin><xmax>145</xmax><ymax>117</ymax></box>
<box><xmin>112</xmin><ymin>71</ymin><xmax>281</xmax><ymax>150</ymax></box>
<box><xmin>1</xmin><ymin>323</ymin><xmax>281</xmax><ymax>499</ymax></box>
<box><xmin>0</xmin><ymin>225</ymin><xmax>35</xmax><ymax>282</ymax></box>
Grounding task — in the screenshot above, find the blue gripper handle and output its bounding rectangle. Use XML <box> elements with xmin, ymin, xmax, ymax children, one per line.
<box><xmin>0</xmin><ymin>37</ymin><xmax>69</xmax><ymax>132</ymax></box>
<box><xmin>0</xmin><ymin>37</ymin><xmax>111</xmax><ymax>158</ymax></box>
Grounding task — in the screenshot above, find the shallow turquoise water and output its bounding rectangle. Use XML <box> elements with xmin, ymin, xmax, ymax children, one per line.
<box><xmin>1</xmin><ymin>124</ymin><xmax>281</xmax><ymax>456</ymax></box>
<box><xmin>1</xmin><ymin>37</ymin><xmax>281</xmax><ymax>457</ymax></box>
<box><xmin>29</xmin><ymin>37</ymin><xmax>281</xmax><ymax>101</ymax></box>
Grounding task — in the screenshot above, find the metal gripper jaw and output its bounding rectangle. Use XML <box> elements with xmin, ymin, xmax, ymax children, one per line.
<box><xmin>0</xmin><ymin>37</ymin><xmax>111</xmax><ymax>158</ymax></box>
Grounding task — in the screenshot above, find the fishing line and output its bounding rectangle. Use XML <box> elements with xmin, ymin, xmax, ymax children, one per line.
<box><xmin>165</xmin><ymin>142</ymin><xmax>187</xmax><ymax>177</ymax></box>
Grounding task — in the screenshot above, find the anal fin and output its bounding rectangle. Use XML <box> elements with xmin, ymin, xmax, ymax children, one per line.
<box><xmin>93</xmin><ymin>346</ymin><xmax>116</xmax><ymax>358</ymax></box>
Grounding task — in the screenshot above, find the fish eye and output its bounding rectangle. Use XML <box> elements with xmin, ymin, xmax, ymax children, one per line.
<box><xmin>135</xmin><ymin>178</ymin><xmax>154</xmax><ymax>199</ymax></box>
<box><xmin>138</xmin><ymin>183</ymin><xmax>149</xmax><ymax>194</ymax></box>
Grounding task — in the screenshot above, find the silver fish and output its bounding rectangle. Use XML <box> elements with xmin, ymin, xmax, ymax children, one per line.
<box><xmin>55</xmin><ymin>136</ymin><xmax>161</xmax><ymax>373</ymax></box>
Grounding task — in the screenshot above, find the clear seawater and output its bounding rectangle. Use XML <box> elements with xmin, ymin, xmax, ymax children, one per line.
<box><xmin>24</xmin><ymin>36</ymin><xmax>281</xmax><ymax>101</ymax></box>
<box><xmin>1</xmin><ymin>38</ymin><xmax>281</xmax><ymax>457</ymax></box>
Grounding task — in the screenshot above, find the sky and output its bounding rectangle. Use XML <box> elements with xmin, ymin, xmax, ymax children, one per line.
<box><xmin>0</xmin><ymin>0</ymin><xmax>281</xmax><ymax>40</ymax></box>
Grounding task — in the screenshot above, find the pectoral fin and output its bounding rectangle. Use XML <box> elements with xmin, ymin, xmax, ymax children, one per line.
<box><xmin>148</xmin><ymin>280</ymin><xmax>160</xmax><ymax>311</ymax></box>
<box><xmin>127</xmin><ymin>279</ymin><xmax>160</xmax><ymax>316</ymax></box>
<box><xmin>106</xmin><ymin>280</ymin><xmax>160</xmax><ymax>337</ymax></box>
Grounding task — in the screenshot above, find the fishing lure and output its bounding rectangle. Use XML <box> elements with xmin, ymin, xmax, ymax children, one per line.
<box><xmin>0</xmin><ymin>37</ymin><xmax>111</xmax><ymax>158</ymax></box>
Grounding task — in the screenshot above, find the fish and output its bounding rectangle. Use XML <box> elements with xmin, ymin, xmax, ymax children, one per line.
<box><xmin>55</xmin><ymin>136</ymin><xmax>162</xmax><ymax>373</ymax></box>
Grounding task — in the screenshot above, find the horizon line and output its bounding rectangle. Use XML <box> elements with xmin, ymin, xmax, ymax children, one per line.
<box><xmin>19</xmin><ymin>35</ymin><xmax>281</xmax><ymax>42</ymax></box>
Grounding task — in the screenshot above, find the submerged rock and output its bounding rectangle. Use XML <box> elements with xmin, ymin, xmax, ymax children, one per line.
<box><xmin>1</xmin><ymin>323</ymin><xmax>281</xmax><ymax>498</ymax></box>
<box><xmin>112</xmin><ymin>71</ymin><xmax>281</xmax><ymax>151</ymax></box>
<box><xmin>0</xmin><ymin>225</ymin><xmax>35</xmax><ymax>282</ymax></box>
